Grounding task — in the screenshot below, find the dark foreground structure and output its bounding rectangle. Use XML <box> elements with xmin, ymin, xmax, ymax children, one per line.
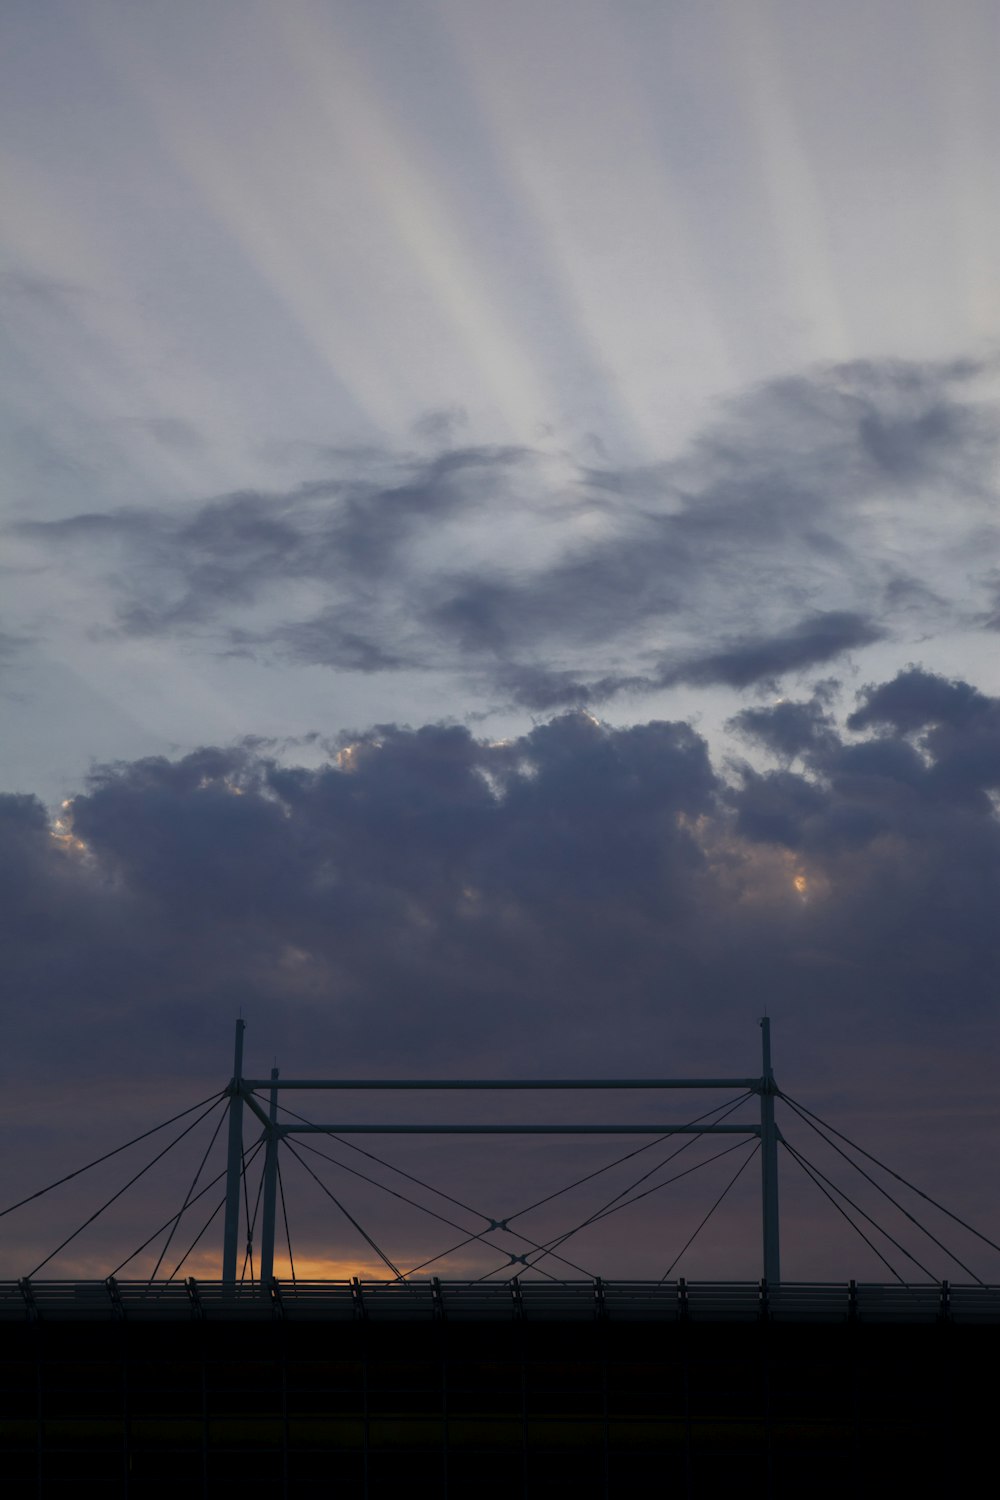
<box><xmin>4</xmin><ymin>1279</ymin><xmax>998</xmax><ymax>1498</ymax></box>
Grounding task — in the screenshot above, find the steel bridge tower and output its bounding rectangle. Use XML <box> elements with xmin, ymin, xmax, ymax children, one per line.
<box><xmin>222</xmin><ymin>1018</ymin><xmax>781</xmax><ymax>1285</ymax></box>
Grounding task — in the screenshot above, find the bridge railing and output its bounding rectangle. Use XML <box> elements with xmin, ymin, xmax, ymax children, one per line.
<box><xmin>3</xmin><ymin>1278</ymin><xmax>1000</xmax><ymax>1323</ymax></box>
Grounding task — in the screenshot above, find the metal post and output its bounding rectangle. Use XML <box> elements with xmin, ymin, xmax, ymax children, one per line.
<box><xmin>222</xmin><ymin>1019</ymin><xmax>246</xmax><ymax>1286</ymax></box>
<box><xmin>259</xmin><ymin>1066</ymin><xmax>280</xmax><ymax>1286</ymax></box>
<box><xmin>759</xmin><ymin>1017</ymin><xmax>780</xmax><ymax>1285</ymax></box>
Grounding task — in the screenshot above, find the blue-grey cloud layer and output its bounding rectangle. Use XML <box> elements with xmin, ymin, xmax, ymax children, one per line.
<box><xmin>7</xmin><ymin>668</ymin><xmax>1000</xmax><ymax>1080</ymax></box>
<box><xmin>13</xmin><ymin>355</ymin><xmax>996</xmax><ymax>707</ymax></box>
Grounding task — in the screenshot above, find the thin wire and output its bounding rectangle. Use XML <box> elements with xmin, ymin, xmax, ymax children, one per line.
<box><xmin>780</xmin><ymin>1136</ymin><xmax>937</xmax><ymax>1280</ymax></box>
<box><xmin>782</xmin><ymin>1139</ymin><xmax>904</xmax><ymax>1284</ymax></box>
<box><xmin>147</xmin><ymin>1098</ymin><xmax>229</xmax><ymax>1283</ymax></box>
<box><xmin>244</xmin><ymin>1138</ymin><xmax>267</xmax><ymax>1279</ymax></box>
<box><xmin>261</xmin><ymin>1093</ymin><xmax>487</xmax><ymax>1221</ymax></box>
<box><xmin>27</xmin><ymin>1097</ymin><xmax>223</xmax><ymax>1278</ymax></box>
<box><xmin>292</xmin><ymin>1133</ymin><xmax>597</xmax><ymax>1282</ymax></box>
<box><xmin>277</xmin><ymin>1155</ymin><xmax>296</xmax><ymax>1284</ymax></box>
<box><xmin>781</xmin><ymin>1092</ymin><xmax>996</xmax><ymax>1274</ymax></box>
<box><xmin>505</xmin><ymin>1091</ymin><xmax>755</xmax><ymax>1224</ymax></box>
<box><xmin>110</xmin><ymin>1163</ymin><xmax>228</xmax><ymax>1278</ymax></box>
<box><xmin>779</xmin><ymin>1140</ymin><xmax>941</xmax><ymax>1284</ymax></box>
<box><xmin>261</xmin><ymin>1088</ymin><xmax>754</xmax><ymax>1285</ymax></box>
<box><xmin>782</xmin><ymin>1098</ymin><xmax>983</xmax><ymax>1284</ymax></box>
<box><xmin>476</xmin><ymin>1136</ymin><xmax>755</xmax><ymax>1282</ymax></box>
<box><xmin>284</xmin><ymin>1139</ymin><xmax>405</xmax><ymax>1282</ymax></box>
<box><xmin>239</xmin><ymin>1142</ymin><xmax>255</xmax><ymax>1286</ymax></box>
<box><xmin>661</xmin><ymin>1142</ymin><xmax>760</xmax><ymax>1281</ymax></box>
<box><xmin>169</xmin><ymin>1192</ymin><xmax>226</xmax><ymax>1283</ymax></box>
<box><xmin>168</xmin><ymin>1139</ymin><xmax>265</xmax><ymax>1282</ymax></box>
<box><xmin>0</xmin><ymin>1091</ymin><xmax>225</xmax><ymax>1220</ymax></box>
<box><xmin>533</xmin><ymin>1136</ymin><xmax>755</xmax><ymax>1257</ymax></box>
<box><xmin>396</xmin><ymin>1092</ymin><xmax>757</xmax><ymax>1279</ymax></box>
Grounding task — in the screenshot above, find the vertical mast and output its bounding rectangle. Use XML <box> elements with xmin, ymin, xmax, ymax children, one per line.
<box><xmin>259</xmin><ymin>1066</ymin><xmax>280</xmax><ymax>1286</ymax></box>
<box><xmin>760</xmin><ymin>1016</ymin><xmax>780</xmax><ymax>1284</ymax></box>
<box><xmin>222</xmin><ymin>1019</ymin><xmax>246</xmax><ymax>1286</ymax></box>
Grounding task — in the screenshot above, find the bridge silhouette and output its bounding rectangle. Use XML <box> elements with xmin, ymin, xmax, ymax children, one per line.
<box><xmin>3</xmin><ymin>1021</ymin><xmax>999</xmax><ymax>1497</ymax></box>
<box><xmin>3</xmin><ymin>1016</ymin><xmax>999</xmax><ymax>1316</ymax></box>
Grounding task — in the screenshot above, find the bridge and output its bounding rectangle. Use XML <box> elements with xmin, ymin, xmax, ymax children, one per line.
<box><xmin>3</xmin><ymin>1017</ymin><xmax>998</xmax><ymax>1299</ymax></box>
<box><xmin>2</xmin><ymin>1020</ymin><xmax>998</xmax><ymax>1497</ymax></box>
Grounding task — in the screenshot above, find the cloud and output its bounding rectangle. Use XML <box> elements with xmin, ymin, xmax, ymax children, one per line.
<box><xmin>4</xmin><ymin>675</ymin><xmax>1000</xmax><ymax>1277</ymax></box>
<box><xmin>727</xmin><ymin>689</ymin><xmax>840</xmax><ymax>764</ymax></box>
<box><xmin>4</xmin><ymin>671</ymin><xmax>999</xmax><ymax>1079</ymax></box>
<box><xmin>11</xmin><ymin>355</ymin><xmax>998</xmax><ymax>707</ymax></box>
<box><xmin>848</xmin><ymin>667</ymin><xmax>990</xmax><ymax>734</ymax></box>
<box><xmin>659</xmin><ymin>611</ymin><xmax>884</xmax><ymax>692</ymax></box>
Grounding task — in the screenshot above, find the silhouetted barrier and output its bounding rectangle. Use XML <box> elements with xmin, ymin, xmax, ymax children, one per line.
<box><xmin>4</xmin><ymin>1276</ymin><xmax>1000</xmax><ymax>1323</ymax></box>
<box><xmin>2</xmin><ymin>1282</ymin><xmax>996</xmax><ymax>1498</ymax></box>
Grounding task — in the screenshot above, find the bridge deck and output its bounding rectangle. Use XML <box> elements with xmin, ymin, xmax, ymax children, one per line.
<box><xmin>5</xmin><ymin>1277</ymin><xmax>1000</xmax><ymax>1323</ymax></box>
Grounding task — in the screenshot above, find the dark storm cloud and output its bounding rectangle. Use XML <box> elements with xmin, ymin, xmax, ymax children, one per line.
<box><xmin>727</xmin><ymin>689</ymin><xmax>840</xmax><ymax>763</ymax></box>
<box><xmin>848</xmin><ymin>667</ymin><xmax>990</xmax><ymax>734</ymax></box>
<box><xmin>13</xmin><ymin>355</ymin><xmax>998</xmax><ymax>701</ymax></box>
<box><xmin>658</xmin><ymin>611</ymin><xmax>884</xmax><ymax>692</ymax></box>
<box><xmin>5</xmin><ymin>670</ymin><xmax>1000</xmax><ymax>1092</ymax></box>
<box><xmin>495</xmin><ymin>613</ymin><xmax>883</xmax><ymax>711</ymax></box>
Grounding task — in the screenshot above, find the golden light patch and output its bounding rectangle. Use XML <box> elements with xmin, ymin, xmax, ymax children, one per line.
<box><xmin>50</xmin><ymin>816</ymin><xmax>88</xmax><ymax>855</ymax></box>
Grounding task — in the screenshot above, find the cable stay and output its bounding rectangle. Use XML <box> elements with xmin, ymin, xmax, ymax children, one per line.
<box><xmin>277</xmin><ymin>1155</ymin><xmax>296</xmax><ymax>1284</ymax></box>
<box><xmin>290</xmin><ymin>1133</ymin><xmax>598</xmax><ymax>1282</ymax></box>
<box><xmin>477</xmin><ymin>1136</ymin><xmax>757</xmax><ymax>1283</ymax></box>
<box><xmin>258</xmin><ymin>1092</ymin><xmax>489</xmax><ymax>1222</ymax></box>
<box><xmin>501</xmin><ymin>1091</ymin><xmax>755</xmax><ymax>1225</ymax></box>
<box><xmin>781</xmin><ymin>1138</ymin><xmax>905</xmax><ymax>1284</ymax></box>
<box><xmin>27</xmin><ymin>1095</ymin><xmax>225</xmax><ymax>1279</ymax></box>
<box><xmin>781</xmin><ymin>1090</ymin><xmax>1000</xmax><ymax>1266</ymax></box>
<box><xmin>0</xmin><ymin>1090</ymin><xmax>225</xmax><ymax>1223</ymax></box>
<box><xmin>395</xmin><ymin>1092</ymin><xmax>755</xmax><ymax>1282</ymax></box>
<box><xmin>240</xmin><ymin>1140</ymin><xmax>261</xmax><ymax>1286</ymax></box>
<box><xmin>490</xmin><ymin>1097</ymin><xmax>758</xmax><ymax>1281</ymax></box>
<box><xmin>660</xmin><ymin>1142</ymin><xmax>761</xmax><ymax>1282</ymax></box>
<box><xmin>781</xmin><ymin>1136</ymin><xmax>937</xmax><ymax>1281</ymax></box>
<box><xmin>145</xmin><ymin>1101</ymin><xmax>230</xmax><ymax>1283</ymax></box>
<box><xmin>111</xmin><ymin>1162</ymin><xmax>230</xmax><ymax>1278</ymax></box>
<box><xmin>168</xmin><ymin>1138</ymin><xmax>266</xmax><ymax>1283</ymax></box>
<box><xmin>284</xmin><ymin>1139</ymin><xmax>404</xmax><ymax>1282</ymax></box>
<box><xmin>781</xmin><ymin>1096</ymin><xmax>985</xmax><ymax>1284</ymax></box>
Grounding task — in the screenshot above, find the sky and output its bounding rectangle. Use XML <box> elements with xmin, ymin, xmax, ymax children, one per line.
<box><xmin>2</xmin><ymin>0</ymin><xmax>1000</xmax><ymax>1285</ymax></box>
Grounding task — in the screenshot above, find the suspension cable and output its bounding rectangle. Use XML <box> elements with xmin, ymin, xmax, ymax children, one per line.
<box><xmin>0</xmin><ymin>1091</ymin><xmax>225</xmax><ymax>1221</ymax></box>
<box><xmin>283</xmin><ymin>1139</ymin><xmax>405</xmax><ymax>1282</ymax></box>
<box><xmin>260</xmin><ymin>1093</ymin><xmax>488</xmax><ymax>1222</ymax></box>
<box><xmin>277</xmin><ymin>1155</ymin><xmax>296</xmax><ymax>1284</ymax></box>
<box><xmin>110</xmin><ymin>1162</ymin><xmax>228</xmax><ymax>1278</ymax></box>
<box><xmin>505</xmin><ymin>1092</ymin><xmax>755</xmax><ymax>1224</ymax></box>
<box><xmin>168</xmin><ymin>1139</ymin><xmax>265</xmax><ymax>1282</ymax></box>
<box><xmin>783</xmin><ymin>1097</ymin><xmax>984</xmax><ymax>1283</ymax></box>
<box><xmin>782</xmin><ymin>1138</ymin><xmax>904</xmax><ymax>1284</ymax></box>
<box><xmin>240</xmin><ymin>1142</ymin><xmax>256</xmax><ymax>1286</ymax></box>
<box><xmin>391</xmin><ymin>1096</ymin><xmax>754</xmax><ymax>1282</ymax></box>
<box><xmin>781</xmin><ymin>1091</ymin><xmax>998</xmax><ymax>1271</ymax></box>
<box><xmin>660</xmin><ymin>1142</ymin><xmax>760</xmax><ymax>1281</ymax></box>
<box><xmin>780</xmin><ymin>1136</ymin><xmax>937</xmax><ymax>1280</ymax></box>
<box><xmin>292</xmin><ymin>1133</ymin><xmax>597</xmax><ymax>1282</ymax></box>
<box><xmin>533</xmin><ymin>1136</ymin><xmax>756</xmax><ymax>1259</ymax></box>
<box><xmin>169</xmin><ymin>1192</ymin><xmax>227</xmax><ymax>1283</ymax></box>
<box><xmin>146</xmin><ymin>1098</ymin><xmax>229</xmax><ymax>1283</ymax></box>
<box><xmin>27</xmin><ymin>1096</ymin><xmax>223</xmax><ymax>1278</ymax></box>
<box><xmin>477</xmin><ymin>1136</ymin><xmax>756</xmax><ymax>1282</ymax></box>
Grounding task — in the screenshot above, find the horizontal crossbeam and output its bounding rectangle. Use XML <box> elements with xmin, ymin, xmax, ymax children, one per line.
<box><xmin>243</xmin><ymin>1077</ymin><xmax>761</xmax><ymax>1091</ymax></box>
<box><xmin>275</xmin><ymin>1123</ymin><xmax>761</xmax><ymax>1136</ymax></box>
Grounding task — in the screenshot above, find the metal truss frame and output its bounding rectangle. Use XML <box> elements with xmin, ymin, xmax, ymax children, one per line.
<box><xmin>222</xmin><ymin>1019</ymin><xmax>781</xmax><ymax>1286</ymax></box>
